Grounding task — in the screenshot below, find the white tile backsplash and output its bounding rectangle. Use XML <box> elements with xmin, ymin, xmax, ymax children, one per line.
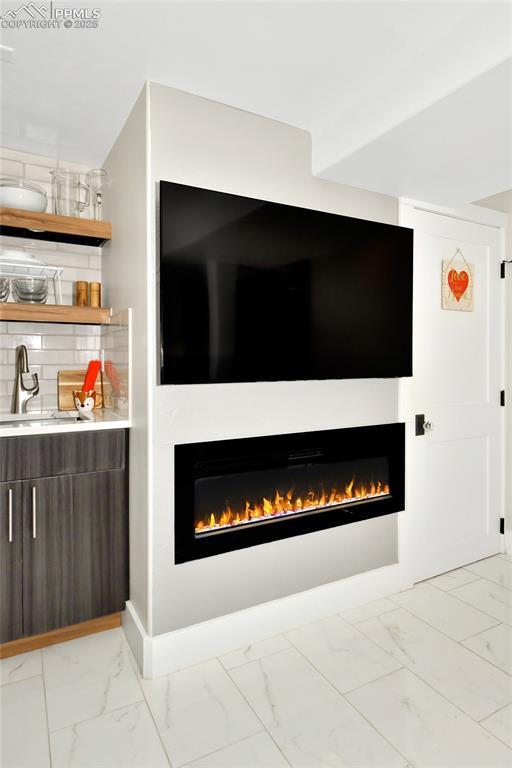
<box><xmin>7</xmin><ymin>349</ymin><xmax>75</xmax><ymax>365</ymax></box>
<box><xmin>42</xmin><ymin>334</ymin><xmax>97</xmax><ymax>350</ymax></box>
<box><xmin>2</xmin><ymin>235</ymin><xmax>58</xmax><ymax>251</ymax></box>
<box><xmin>50</xmin><ymin>252</ymin><xmax>95</xmax><ymax>269</ymax></box>
<box><xmin>0</xmin><ymin>334</ymin><xmax>42</xmax><ymax>349</ymax></box>
<box><xmin>42</xmin><ymin>364</ymin><xmax>81</xmax><ymax>379</ymax></box>
<box><xmin>1</xmin><ymin>147</ymin><xmax>55</xmax><ymax>167</ymax></box>
<box><xmin>74</xmin><ymin>350</ymin><xmax>100</xmax><ymax>364</ymax></box>
<box><xmin>0</xmin><ymin>324</ymin><xmax>101</xmax><ymax>413</ymax></box>
<box><xmin>56</xmin><ymin>241</ymin><xmax>99</xmax><ymax>256</ymax></box>
<box><xmin>7</xmin><ymin>321</ymin><xmax>73</xmax><ymax>335</ymax></box>
<box><xmin>0</xmin><ymin>158</ymin><xmax>24</xmax><ymax>177</ymax></box>
<box><xmin>23</xmin><ymin>163</ymin><xmax>55</xmax><ymax>183</ymax></box>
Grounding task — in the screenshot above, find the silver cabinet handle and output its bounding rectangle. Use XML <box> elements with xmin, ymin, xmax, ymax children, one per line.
<box><xmin>32</xmin><ymin>486</ymin><xmax>36</xmax><ymax>539</ymax></box>
<box><xmin>8</xmin><ymin>488</ymin><xmax>12</xmax><ymax>543</ymax></box>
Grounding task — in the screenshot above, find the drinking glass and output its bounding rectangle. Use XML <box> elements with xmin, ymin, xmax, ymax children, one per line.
<box><xmin>86</xmin><ymin>169</ymin><xmax>108</xmax><ymax>220</ymax></box>
<box><xmin>50</xmin><ymin>170</ymin><xmax>89</xmax><ymax>217</ymax></box>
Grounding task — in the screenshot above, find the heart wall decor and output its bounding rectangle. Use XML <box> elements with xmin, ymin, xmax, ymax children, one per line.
<box><xmin>447</xmin><ymin>268</ymin><xmax>469</xmax><ymax>302</ymax></box>
<box><xmin>442</xmin><ymin>257</ymin><xmax>474</xmax><ymax>312</ymax></box>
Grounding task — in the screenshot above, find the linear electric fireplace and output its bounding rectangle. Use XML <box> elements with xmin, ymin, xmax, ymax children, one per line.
<box><xmin>175</xmin><ymin>424</ymin><xmax>404</xmax><ymax>563</ymax></box>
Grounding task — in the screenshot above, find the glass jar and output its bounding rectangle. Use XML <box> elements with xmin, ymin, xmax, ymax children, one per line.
<box><xmin>50</xmin><ymin>169</ymin><xmax>89</xmax><ymax>217</ymax></box>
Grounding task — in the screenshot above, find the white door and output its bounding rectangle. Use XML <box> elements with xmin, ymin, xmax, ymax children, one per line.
<box><xmin>399</xmin><ymin>202</ymin><xmax>506</xmax><ymax>585</ymax></box>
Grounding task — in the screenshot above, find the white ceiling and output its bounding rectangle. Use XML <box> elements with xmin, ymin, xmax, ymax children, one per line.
<box><xmin>318</xmin><ymin>57</ymin><xmax>512</xmax><ymax>205</ymax></box>
<box><xmin>474</xmin><ymin>189</ymin><xmax>512</xmax><ymax>213</ymax></box>
<box><xmin>1</xmin><ymin>1</ymin><xmax>511</xmax><ymax>205</ymax></box>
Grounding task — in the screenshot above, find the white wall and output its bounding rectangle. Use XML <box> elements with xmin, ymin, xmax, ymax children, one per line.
<box><xmin>148</xmin><ymin>83</ymin><xmax>402</xmax><ymax>635</ymax></box>
<box><xmin>102</xmin><ymin>88</ymin><xmax>151</xmax><ymax>629</ymax></box>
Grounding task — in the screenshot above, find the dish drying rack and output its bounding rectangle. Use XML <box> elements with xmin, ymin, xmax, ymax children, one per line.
<box><xmin>0</xmin><ymin>260</ymin><xmax>64</xmax><ymax>304</ymax></box>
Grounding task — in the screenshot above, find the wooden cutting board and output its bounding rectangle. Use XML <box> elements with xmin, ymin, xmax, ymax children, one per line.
<box><xmin>57</xmin><ymin>370</ymin><xmax>112</xmax><ymax>411</ymax></box>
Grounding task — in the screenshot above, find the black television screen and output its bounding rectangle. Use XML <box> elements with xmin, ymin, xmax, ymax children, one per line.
<box><xmin>159</xmin><ymin>181</ymin><xmax>413</xmax><ymax>384</ymax></box>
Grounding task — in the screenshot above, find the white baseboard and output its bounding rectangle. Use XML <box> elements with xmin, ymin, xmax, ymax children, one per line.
<box><xmin>504</xmin><ymin>528</ymin><xmax>512</xmax><ymax>556</ymax></box>
<box><xmin>123</xmin><ymin>563</ymin><xmax>402</xmax><ymax>678</ymax></box>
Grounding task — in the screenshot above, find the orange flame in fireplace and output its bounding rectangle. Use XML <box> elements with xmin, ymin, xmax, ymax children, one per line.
<box><xmin>195</xmin><ymin>477</ymin><xmax>390</xmax><ymax>535</ymax></box>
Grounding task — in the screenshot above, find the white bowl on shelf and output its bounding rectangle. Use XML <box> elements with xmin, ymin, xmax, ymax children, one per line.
<box><xmin>0</xmin><ymin>178</ymin><xmax>47</xmax><ymax>212</ymax></box>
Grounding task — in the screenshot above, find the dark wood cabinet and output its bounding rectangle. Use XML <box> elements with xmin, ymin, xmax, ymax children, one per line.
<box><xmin>0</xmin><ymin>429</ymin><xmax>126</xmax><ymax>483</ymax></box>
<box><xmin>70</xmin><ymin>471</ymin><xmax>128</xmax><ymax>624</ymax></box>
<box><xmin>22</xmin><ymin>475</ymin><xmax>74</xmax><ymax>637</ymax></box>
<box><xmin>0</xmin><ymin>431</ymin><xmax>128</xmax><ymax>644</ymax></box>
<box><xmin>0</xmin><ymin>481</ymin><xmax>24</xmax><ymax>643</ymax></box>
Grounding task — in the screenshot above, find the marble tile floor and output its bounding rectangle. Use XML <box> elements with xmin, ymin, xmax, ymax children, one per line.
<box><xmin>1</xmin><ymin>553</ymin><xmax>511</xmax><ymax>768</ymax></box>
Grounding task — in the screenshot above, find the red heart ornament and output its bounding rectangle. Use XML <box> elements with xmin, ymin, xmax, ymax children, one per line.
<box><xmin>447</xmin><ymin>269</ymin><xmax>469</xmax><ymax>302</ymax></box>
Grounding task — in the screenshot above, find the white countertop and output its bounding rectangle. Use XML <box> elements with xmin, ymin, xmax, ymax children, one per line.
<box><xmin>0</xmin><ymin>410</ymin><xmax>131</xmax><ymax>438</ymax></box>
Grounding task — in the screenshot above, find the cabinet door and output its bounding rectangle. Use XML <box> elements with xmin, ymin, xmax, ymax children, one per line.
<box><xmin>22</xmin><ymin>475</ymin><xmax>74</xmax><ymax>636</ymax></box>
<box><xmin>0</xmin><ymin>481</ymin><xmax>23</xmax><ymax>643</ymax></box>
<box><xmin>23</xmin><ymin>471</ymin><xmax>128</xmax><ymax>636</ymax></box>
<box><xmin>71</xmin><ymin>469</ymin><xmax>128</xmax><ymax>622</ymax></box>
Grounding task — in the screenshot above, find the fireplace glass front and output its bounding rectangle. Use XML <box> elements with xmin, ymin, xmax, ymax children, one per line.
<box><xmin>175</xmin><ymin>424</ymin><xmax>404</xmax><ymax>563</ymax></box>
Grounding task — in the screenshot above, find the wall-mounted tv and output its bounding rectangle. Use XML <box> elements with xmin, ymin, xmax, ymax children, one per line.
<box><xmin>159</xmin><ymin>181</ymin><xmax>413</xmax><ymax>385</ymax></box>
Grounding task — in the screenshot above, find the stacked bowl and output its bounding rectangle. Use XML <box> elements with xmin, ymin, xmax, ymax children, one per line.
<box><xmin>12</xmin><ymin>277</ymin><xmax>48</xmax><ymax>303</ymax></box>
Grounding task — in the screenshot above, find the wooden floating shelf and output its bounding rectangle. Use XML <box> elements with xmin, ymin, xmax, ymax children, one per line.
<box><xmin>0</xmin><ymin>302</ymin><xmax>111</xmax><ymax>325</ymax></box>
<box><xmin>0</xmin><ymin>207</ymin><xmax>111</xmax><ymax>247</ymax></box>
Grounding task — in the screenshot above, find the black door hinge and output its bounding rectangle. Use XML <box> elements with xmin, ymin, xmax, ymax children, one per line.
<box><xmin>501</xmin><ymin>390</ymin><xmax>506</xmax><ymax>407</ymax></box>
<box><xmin>500</xmin><ymin>517</ymin><xmax>505</xmax><ymax>535</ymax></box>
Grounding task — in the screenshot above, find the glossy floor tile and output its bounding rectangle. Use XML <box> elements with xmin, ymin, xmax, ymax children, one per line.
<box><xmin>141</xmin><ymin>658</ymin><xmax>261</xmax><ymax>767</ymax></box>
<box><xmin>427</xmin><ymin>566</ymin><xmax>480</xmax><ymax>591</ymax></box>
<box><xmin>230</xmin><ymin>647</ymin><xmax>407</xmax><ymax>767</ymax></box>
<box><xmin>340</xmin><ymin>596</ymin><xmax>397</xmax><ymax>624</ymax></box>
<box><xmin>0</xmin><ymin>649</ymin><xmax>42</xmax><ymax>686</ymax></box>
<box><xmin>286</xmin><ymin>613</ymin><xmax>402</xmax><ymax>693</ymax></box>
<box><xmin>465</xmin><ymin>555</ymin><xmax>512</xmax><ymax>590</ymax></box>
<box><xmin>0</xmin><ymin>676</ymin><xmax>50</xmax><ymax>767</ymax></box>
<box><xmin>347</xmin><ymin>668</ymin><xmax>512</xmax><ymax>766</ymax></box>
<box><xmin>182</xmin><ymin>733</ymin><xmax>290</xmax><ymax>768</ymax></box>
<box><xmin>43</xmin><ymin>628</ymin><xmax>143</xmax><ymax>731</ymax></box>
<box><xmin>481</xmin><ymin>703</ymin><xmax>512</xmax><ymax>749</ymax></box>
<box><xmin>219</xmin><ymin>635</ymin><xmax>291</xmax><ymax>671</ymax></box>
<box><xmin>50</xmin><ymin>702</ymin><xmax>169</xmax><ymax>768</ymax></box>
<box><xmin>451</xmin><ymin>579</ymin><xmax>512</xmax><ymax>625</ymax></box>
<box><xmin>462</xmin><ymin>623</ymin><xmax>512</xmax><ymax>675</ymax></box>
<box><xmin>2</xmin><ymin>555</ymin><xmax>512</xmax><ymax>768</ymax></box>
<box><xmin>355</xmin><ymin>607</ymin><xmax>512</xmax><ymax>720</ymax></box>
<box><xmin>389</xmin><ymin>581</ymin><xmax>499</xmax><ymax>639</ymax></box>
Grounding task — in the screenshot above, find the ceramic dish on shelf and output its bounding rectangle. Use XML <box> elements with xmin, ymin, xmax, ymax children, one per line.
<box><xmin>0</xmin><ymin>177</ymin><xmax>48</xmax><ymax>212</ymax></box>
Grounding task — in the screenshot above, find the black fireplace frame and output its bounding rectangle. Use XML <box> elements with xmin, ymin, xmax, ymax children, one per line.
<box><xmin>174</xmin><ymin>423</ymin><xmax>405</xmax><ymax>563</ymax></box>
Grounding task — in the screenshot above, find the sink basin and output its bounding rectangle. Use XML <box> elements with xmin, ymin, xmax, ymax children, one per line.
<box><xmin>0</xmin><ymin>411</ymin><xmax>80</xmax><ymax>427</ymax></box>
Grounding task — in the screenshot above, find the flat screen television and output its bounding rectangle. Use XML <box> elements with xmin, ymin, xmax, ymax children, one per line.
<box><xmin>159</xmin><ymin>181</ymin><xmax>413</xmax><ymax>384</ymax></box>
